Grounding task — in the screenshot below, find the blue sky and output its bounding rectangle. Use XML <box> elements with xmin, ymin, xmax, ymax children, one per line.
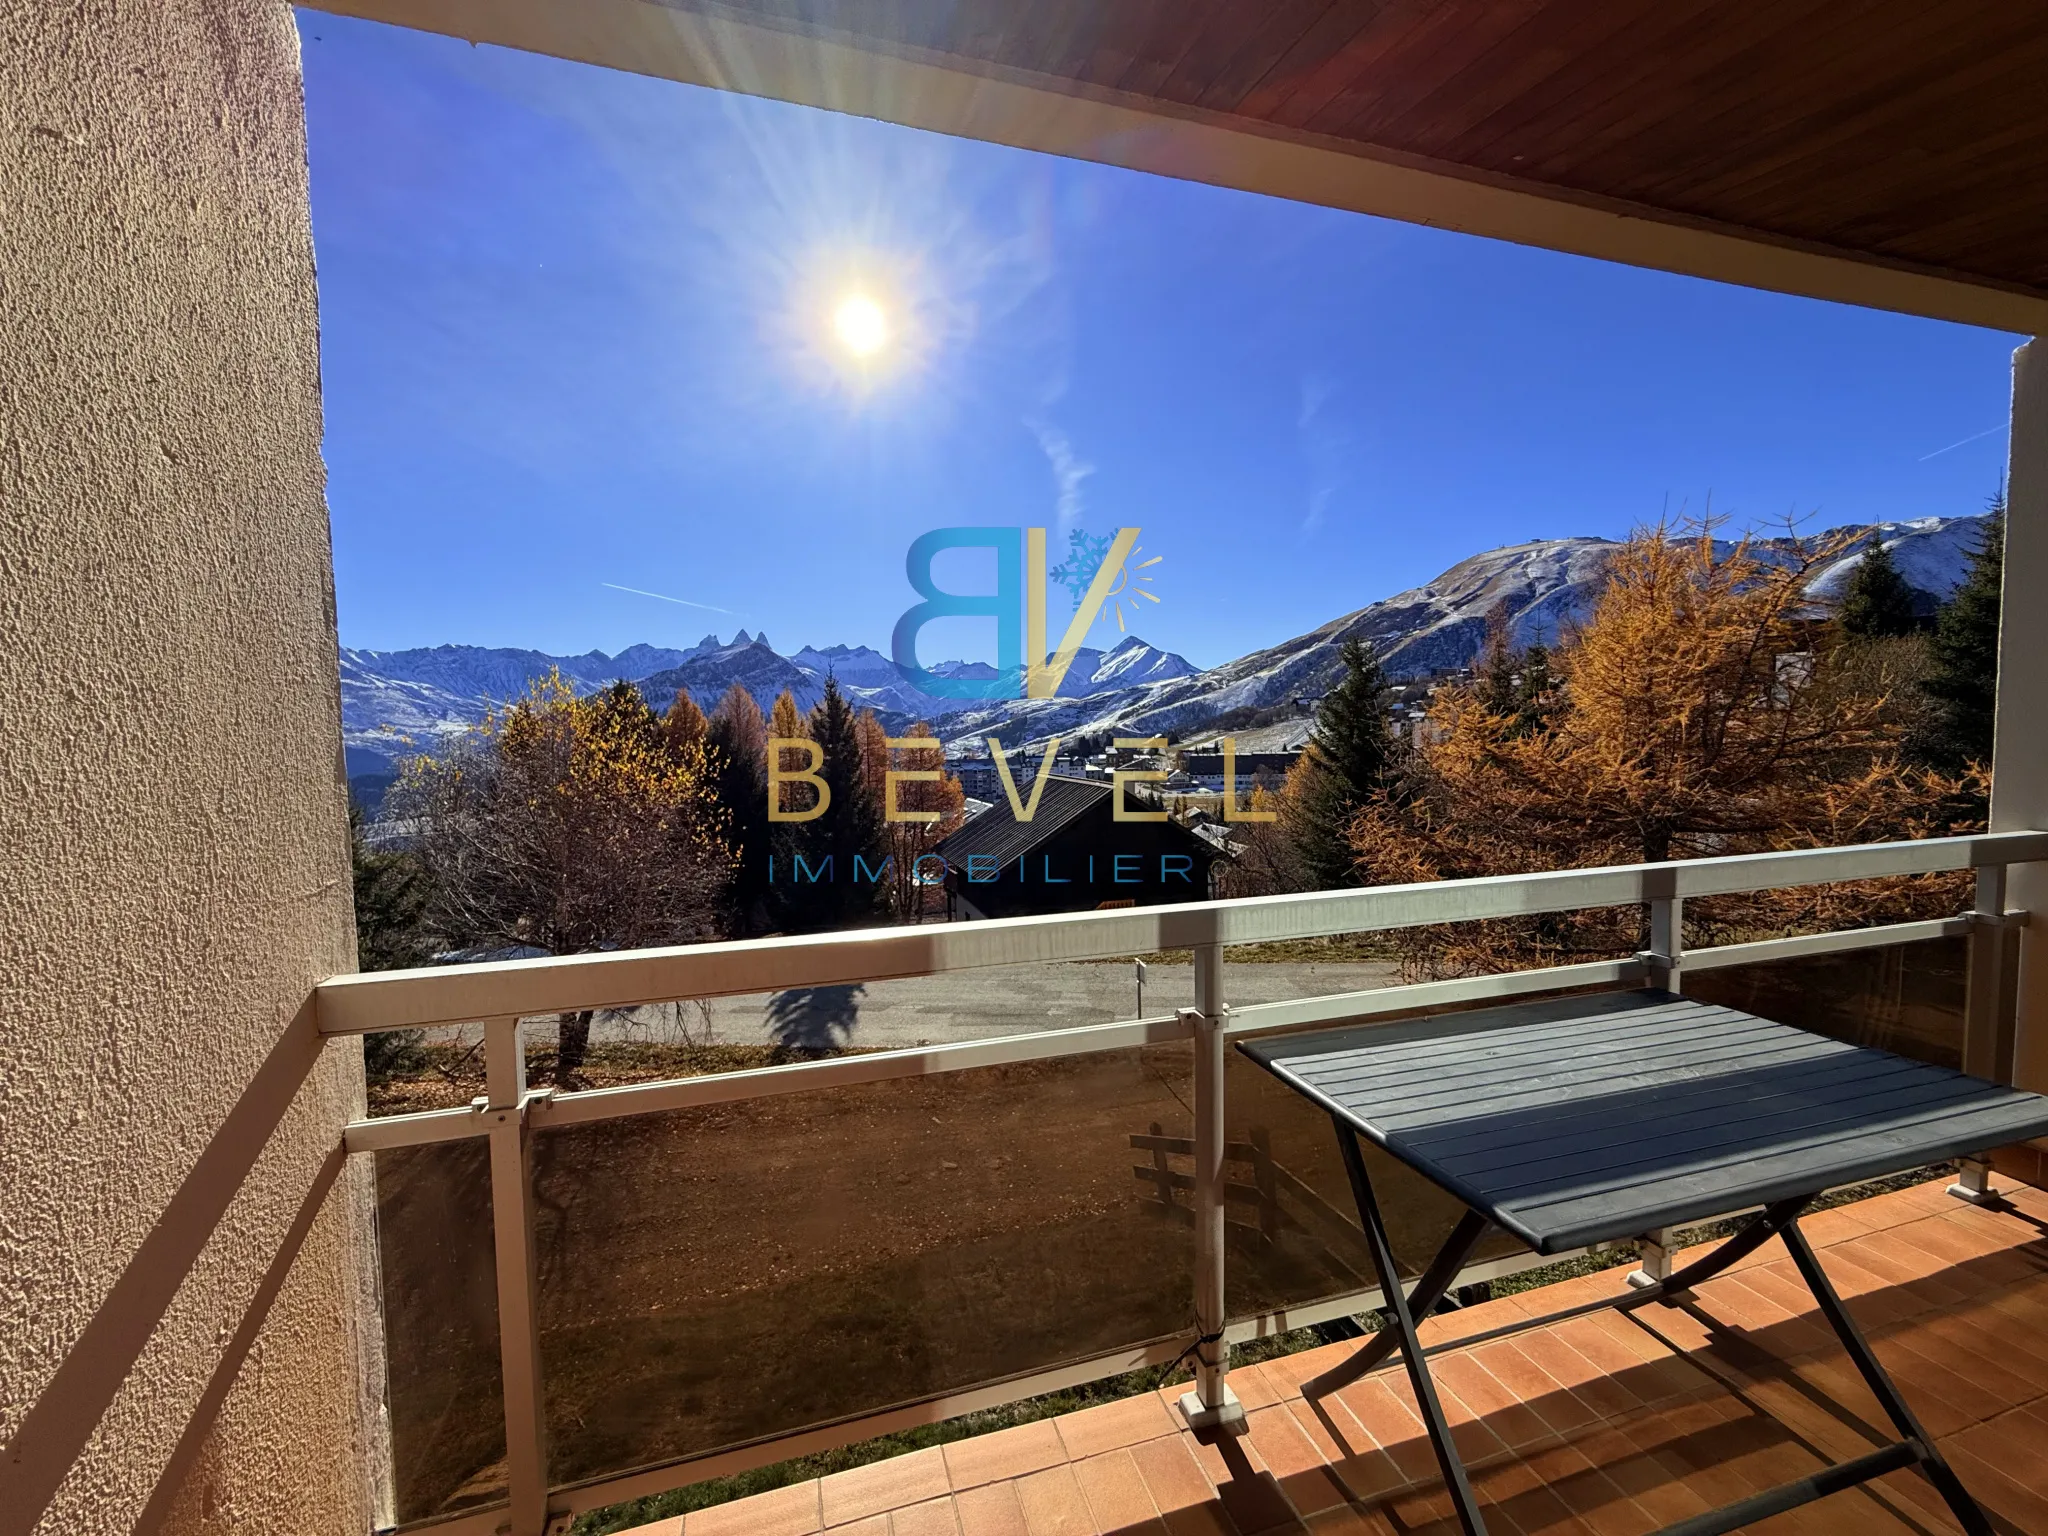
<box><xmin>301</xmin><ymin>11</ymin><xmax>2022</xmax><ymax>670</ymax></box>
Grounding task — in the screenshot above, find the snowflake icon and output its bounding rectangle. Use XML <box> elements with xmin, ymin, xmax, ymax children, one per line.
<box><xmin>1048</xmin><ymin>527</ymin><xmax>1114</xmax><ymax>605</ymax></box>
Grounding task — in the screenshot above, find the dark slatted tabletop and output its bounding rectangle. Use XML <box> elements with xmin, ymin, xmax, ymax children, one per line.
<box><xmin>1240</xmin><ymin>989</ymin><xmax>2048</xmax><ymax>1254</ymax></box>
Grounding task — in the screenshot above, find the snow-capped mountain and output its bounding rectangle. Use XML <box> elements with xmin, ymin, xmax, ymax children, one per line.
<box><xmin>340</xmin><ymin>630</ymin><xmax>1199</xmax><ymax>779</ymax></box>
<box><xmin>343</xmin><ymin>513</ymin><xmax>1989</xmax><ymax>783</ymax></box>
<box><xmin>339</xmin><ymin>639</ymin><xmax>712</xmax><ymax>776</ymax></box>
<box><xmin>1800</xmin><ymin>515</ymin><xmax>1994</xmax><ymax>615</ymax></box>
<box><xmin>926</xmin><ymin>513</ymin><xmax>1995</xmax><ymax>751</ymax></box>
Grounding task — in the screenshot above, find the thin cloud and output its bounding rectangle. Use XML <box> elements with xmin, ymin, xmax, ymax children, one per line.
<box><xmin>601</xmin><ymin>582</ymin><xmax>733</xmax><ymax>614</ymax></box>
<box><xmin>1028</xmin><ymin>418</ymin><xmax>1095</xmax><ymax>527</ymax></box>
<box><xmin>1298</xmin><ymin>373</ymin><xmax>1354</xmax><ymax>536</ymax></box>
<box><xmin>1918</xmin><ymin>425</ymin><xmax>2006</xmax><ymax>462</ymax></box>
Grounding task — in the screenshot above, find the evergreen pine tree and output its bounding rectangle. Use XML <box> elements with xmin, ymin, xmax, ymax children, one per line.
<box><xmin>1515</xmin><ymin>643</ymin><xmax>1555</xmax><ymax>735</ymax></box>
<box><xmin>1288</xmin><ymin>637</ymin><xmax>1396</xmax><ymax>888</ymax></box>
<box><xmin>794</xmin><ymin>676</ymin><xmax>886</xmax><ymax>929</ymax></box>
<box><xmin>1837</xmin><ymin>538</ymin><xmax>1919</xmax><ymax>639</ymax></box>
<box><xmin>764</xmin><ymin>688</ymin><xmax>813</xmax><ymax>929</ymax></box>
<box><xmin>1919</xmin><ymin>497</ymin><xmax>2004</xmax><ymax>768</ymax></box>
<box><xmin>707</xmin><ymin>685</ymin><xmax>770</xmax><ymax>932</ymax></box>
<box><xmin>1478</xmin><ymin>602</ymin><xmax>1519</xmax><ymax>716</ymax></box>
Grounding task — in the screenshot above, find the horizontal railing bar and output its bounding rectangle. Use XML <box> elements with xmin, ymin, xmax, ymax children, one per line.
<box><xmin>315</xmin><ymin>831</ymin><xmax>2048</xmax><ymax>1035</ymax></box>
<box><xmin>342</xmin><ymin>1102</ymin><xmax>484</xmax><ymax>1155</ymax></box>
<box><xmin>1668</xmin><ymin>836</ymin><xmax>2036</xmax><ymax>899</ymax></box>
<box><xmin>1225</xmin><ymin>959</ymin><xmax>1647</xmax><ymax>1039</ymax></box>
<box><xmin>531</xmin><ymin>1014</ymin><xmax>1192</xmax><ymax>1129</ymax></box>
<box><xmin>342</xmin><ymin>909</ymin><xmax>1992</xmax><ymax>1150</ymax></box>
<box><xmin>1682</xmin><ymin>916</ymin><xmax>1972</xmax><ymax>972</ymax></box>
<box><xmin>341</xmin><ymin>1015</ymin><xmax>1194</xmax><ymax>1149</ymax></box>
<box><xmin>390</xmin><ymin>1504</ymin><xmax>506</xmax><ymax>1536</ymax></box>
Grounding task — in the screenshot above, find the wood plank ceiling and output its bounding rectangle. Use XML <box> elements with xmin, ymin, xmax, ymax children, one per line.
<box><xmin>671</xmin><ymin>0</ymin><xmax>2048</xmax><ymax>299</ymax></box>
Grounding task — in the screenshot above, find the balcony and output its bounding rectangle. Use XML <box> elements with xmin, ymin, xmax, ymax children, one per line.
<box><xmin>606</xmin><ymin>1175</ymin><xmax>2048</xmax><ymax>1536</ymax></box>
<box><xmin>318</xmin><ymin>830</ymin><xmax>2048</xmax><ymax>1536</ymax></box>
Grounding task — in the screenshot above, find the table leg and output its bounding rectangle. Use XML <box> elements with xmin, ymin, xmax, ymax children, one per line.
<box><xmin>1302</xmin><ymin>1206</ymin><xmax>1491</xmax><ymax>1399</ymax></box>
<box><xmin>1778</xmin><ymin>1217</ymin><xmax>1994</xmax><ymax>1536</ymax></box>
<box><xmin>1329</xmin><ymin>1115</ymin><xmax>1491</xmax><ymax>1536</ymax></box>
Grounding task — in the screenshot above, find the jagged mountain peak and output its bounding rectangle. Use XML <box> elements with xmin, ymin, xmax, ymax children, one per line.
<box><xmin>929</xmin><ymin>512</ymin><xmax>1992</xmax><ymax>752</ymax></box>
<box><xmin>343</xmin><ymin>514</ymin><xmax>1989</xmax><ymax>788</ymax></box>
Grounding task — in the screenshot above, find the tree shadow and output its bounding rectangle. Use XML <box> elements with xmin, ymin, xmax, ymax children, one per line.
<box><xmin>766</xmin><ymin>984</ymin><xmax>867</xmax><ymax>1050</ymax></box>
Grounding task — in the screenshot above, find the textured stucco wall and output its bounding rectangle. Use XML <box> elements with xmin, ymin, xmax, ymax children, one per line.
<box><xmin>0</xmin><ymin>4</ymin><xmax>374</xmax><ymax>1533</ymax></box>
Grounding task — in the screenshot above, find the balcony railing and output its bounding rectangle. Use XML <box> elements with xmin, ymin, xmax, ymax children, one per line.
<box><xmin>318</xmin><ymin>831</ymin><xmax>2042</xmax><ymax>1536</ymax></box>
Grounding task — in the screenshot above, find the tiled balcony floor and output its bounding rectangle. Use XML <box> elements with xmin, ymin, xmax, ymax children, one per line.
<box><xmin>625</xmin><ymin>1176</ymin><xmax>2048</xmax><ymax>1536</ymax></box>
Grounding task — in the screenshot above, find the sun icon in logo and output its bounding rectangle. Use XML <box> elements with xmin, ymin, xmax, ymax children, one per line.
<box><xmin>1102</xmin><ymin>544</ymin><xmax>1163</xmax><ymax>633</ymax></box>
<box><xmin>1050</xmin><ymin>528</ymin><xmax>1164</xmax><ymax>635</ymax></box>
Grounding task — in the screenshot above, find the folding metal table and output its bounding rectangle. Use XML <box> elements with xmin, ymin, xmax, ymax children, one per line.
<box><xmin>1240</xmin><ymin>989</ymin><xmax>2048</xmax><ymax>1536</ymax></box>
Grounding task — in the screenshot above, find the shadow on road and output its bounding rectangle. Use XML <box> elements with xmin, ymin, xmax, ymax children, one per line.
<box><xmin>766</xmin><ymin>984</ymin><xmax>867</xmax><ymax>1049</ymax></box>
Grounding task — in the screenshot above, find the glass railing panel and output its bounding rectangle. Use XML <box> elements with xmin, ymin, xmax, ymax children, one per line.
<box><xmin>375</xmin><ymin>1138</ymin><xmax>507</xmax><ymax>1524</ymax></box>
<box><xmin>1686</xmin><ymin>934</ymin><xmax>1967</xmax><ymax>1070</ymax></box>
<box><xmin>1219</xmin><ymin>936</ymin><xmax>1406</xmax><ymax>1020</ymax></box>
<box><xmin>1221</xmin><ymin>1045</ymin><xmax>1525</xmax><ymax>1324</ymax></box>
<box><xmin>529</xmin><ymin>1040</ymin><xmax>1196</xmax><ymax>1488</ymax></box>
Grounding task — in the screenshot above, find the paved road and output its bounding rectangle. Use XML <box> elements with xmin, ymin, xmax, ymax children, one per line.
<box><xmin>566</xmin><ymin>960</ymin><xmax>1400</xmax><ymax>1050</ymax></box>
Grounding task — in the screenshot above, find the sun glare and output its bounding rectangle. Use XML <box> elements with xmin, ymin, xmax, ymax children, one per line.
<box><xmin>777</xmin><ymin>246</ymin><xmax>945</xmax><ymax>402</ymax></box>
<box><xmin>833</xmin><ymin>294</ymin><xmax>889</xmax><ymax>357</ymax></box>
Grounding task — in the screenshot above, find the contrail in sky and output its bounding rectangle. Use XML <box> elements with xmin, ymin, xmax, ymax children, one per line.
<box><xmin>601</xmin><ymin>582</ymin><xmax>733</xmax><ymax>614</ymax></box>
<box><xmin>1918</xmin><ymin>425</ymin><xmax>2005</xmax><ymax>462</ymax></box>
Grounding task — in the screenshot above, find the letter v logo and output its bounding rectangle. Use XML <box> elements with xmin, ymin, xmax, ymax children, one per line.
<box><xmin>987</xmin><ymin>735</ymin><xmax>1061</xmax><ymax>820</ymax></box>
<box><xmin>1026</xmin><ymin>527</ymin><xmax>1140</xmax><ymax>698</ymax></box>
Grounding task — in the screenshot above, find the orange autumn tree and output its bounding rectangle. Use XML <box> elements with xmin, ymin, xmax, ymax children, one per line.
<box><xmin>1350</xmin><ymin>524</ymin><xmax>1984</xmax><ymax>977</ymax></box>
<box><xmin>394</xmin><ymin>671</ymin><xmax>734</xmax><ymax>1080</ymax></box>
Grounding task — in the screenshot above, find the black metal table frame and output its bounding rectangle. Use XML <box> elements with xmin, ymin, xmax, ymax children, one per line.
<box><xmin>1304</xmin><ymin>1111</ymin><xmax>1996</xmax><ymax>1536</ymax></box>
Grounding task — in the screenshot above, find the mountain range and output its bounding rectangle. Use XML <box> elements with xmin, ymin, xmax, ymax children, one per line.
<box><xmin>340</xmin><ymin>629</ymin><xmax>1197</xmax><ymax>780</ymax></box>
<box><xmin>343</xmin><ymin>513</ymin><xmax>1991</xmax><ymax>786</ymax></box>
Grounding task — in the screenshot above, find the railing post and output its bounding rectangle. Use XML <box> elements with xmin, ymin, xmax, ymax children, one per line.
<box><xmin>1647</xmin><ymin>891</ymin><xmax>1683</xmax><ymax>995</ymax></box>
<box><xmin>1954</xmin><ymin>865</ymin><xmax>2023</xmax><ymax>1205</ymax></box>
<box><xmin>1631</xmin><ymin>884</ymin><xmax>1683</xmax><ymax>1283</ymax></box>
<box><xmin>484</xmin><ymin>1017</ymin><xmax>552</xmax><ymax>1534</ymax></box>
<box><xmin>1627</xmin><ymin>1229</ymin><xmax>1679</xmax><ymax>1292</ymax></box>
<box><xmin>1178</xmin><ymin>943</ymin><xmax>1245</xmax><ymax>1441</ymax></box>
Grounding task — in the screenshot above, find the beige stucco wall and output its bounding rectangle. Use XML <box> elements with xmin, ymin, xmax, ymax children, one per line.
<box><xmin>0</xmin><ymin>4</ymin><xmax>374</xmax><ymax>1534</ymax></box>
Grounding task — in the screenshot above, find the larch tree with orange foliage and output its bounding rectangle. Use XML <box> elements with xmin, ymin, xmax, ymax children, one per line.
<box><xmin>1350</xmin><ymin>524</ymin><xmax>1984</xmax><ymax>977</ymax></box>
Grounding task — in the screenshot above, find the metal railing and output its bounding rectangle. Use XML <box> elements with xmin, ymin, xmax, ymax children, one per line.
<box><xmin>325</xmin><ymin>830</ymin><xmax>2042</xmax><ymax>1536</ymax></box>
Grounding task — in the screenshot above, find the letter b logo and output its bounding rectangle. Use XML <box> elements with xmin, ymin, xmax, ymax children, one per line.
<box><xmin>890</xmin><ymin>528</ymin><xmax>1022</xmax><ymax>700</ymax></box>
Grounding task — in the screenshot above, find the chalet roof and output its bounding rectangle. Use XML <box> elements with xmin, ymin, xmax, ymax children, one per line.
<box><xmin>933</xmin><ymin>776</ymin><xmax>1109</xmax><ymax>867</ymax></box>
<box><xmin>933</xmin><ymin>775</ymin><xmax>1216</xmax><ymax>867</ymax></box>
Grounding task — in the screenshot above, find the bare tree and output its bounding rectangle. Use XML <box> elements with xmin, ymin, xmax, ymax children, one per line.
<box><xmin>394</xmin><ymin>672</ymin><xmax>733</xmax><ymax>1083</ymax></box>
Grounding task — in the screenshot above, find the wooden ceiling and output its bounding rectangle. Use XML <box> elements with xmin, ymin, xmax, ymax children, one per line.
<box><xmin>665</xmin><ymin>0</ymin><xmax>2048</xmax><ymax>304</ymax></box>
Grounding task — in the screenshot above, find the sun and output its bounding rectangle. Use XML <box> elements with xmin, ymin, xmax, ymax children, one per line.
<box><xmin>833</xmin><ymin>294</ymin><xmax>889</xmax><ymax>357</ymax></box>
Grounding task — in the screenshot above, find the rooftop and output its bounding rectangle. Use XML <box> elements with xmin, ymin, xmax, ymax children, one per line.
<box><xmin>619</xmin><ymin>1177</ymin><xmax>2048</xmax><ymax>1536</ymax></box>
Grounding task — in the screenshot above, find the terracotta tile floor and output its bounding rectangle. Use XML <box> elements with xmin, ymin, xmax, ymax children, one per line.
<box><xmin>623</xmin><ymin>1177</ymin><xmax>2048</xmax><ymax>1536</ymax></box>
